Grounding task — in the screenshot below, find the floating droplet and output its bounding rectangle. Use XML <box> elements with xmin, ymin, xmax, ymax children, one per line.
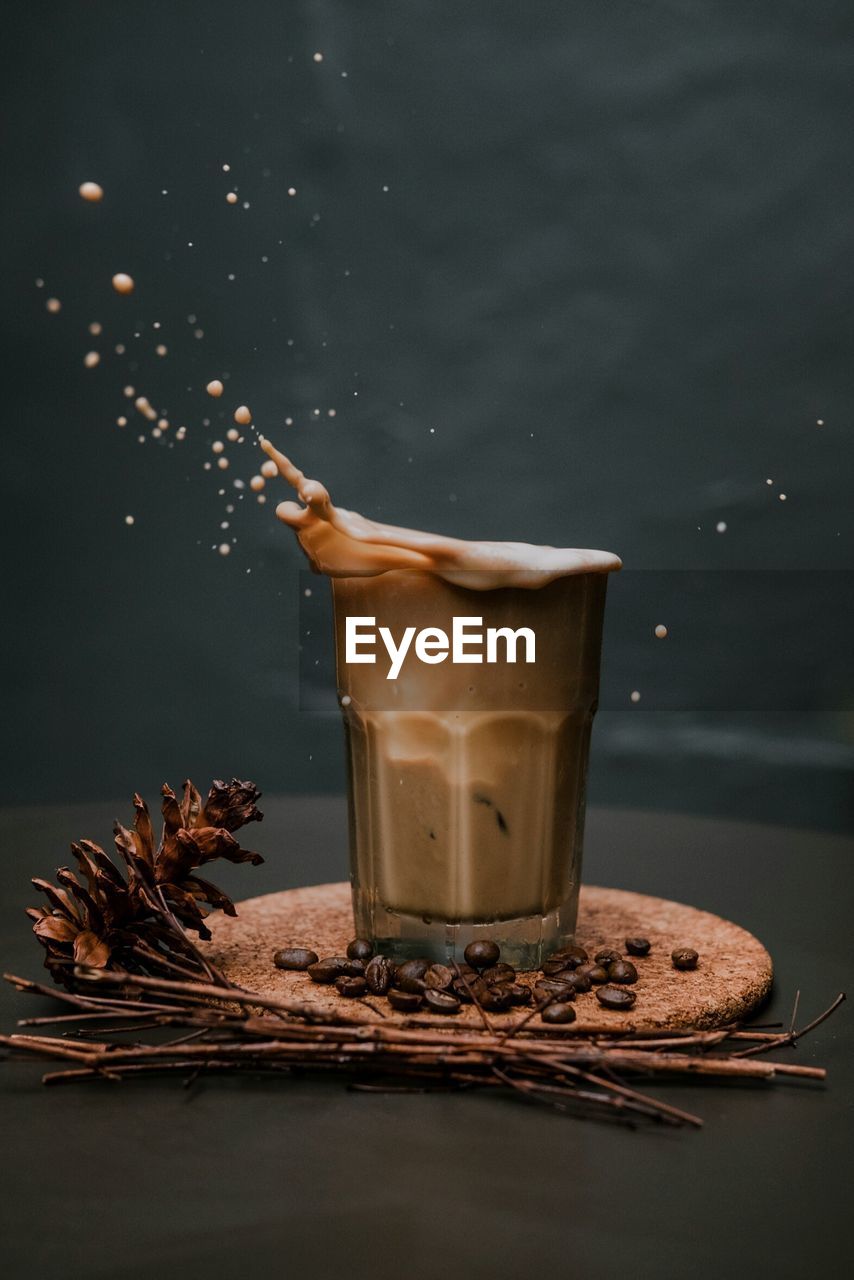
<box><xmin>234</xmin><ymin>405</ymin><xmax>252</xmax><ymax>425</ymax></box>
<box><xmin>112</xmin><ymin>273</ymin><xmax>135</xmax><ymax>295</ymax></box>
<box><xmin>79</xmin><ymin>181</ymin><xmax>104</xmax><ymax>202</ymax></box>
<box><xmin>83</xmin><ymin>351</ymin><xmax>100</xmax><ymax>368</ymax></box>
<box><xmin>654</xmin><ymin>624</ymin><xmax>668</xmax><ymax>639</ymax></box>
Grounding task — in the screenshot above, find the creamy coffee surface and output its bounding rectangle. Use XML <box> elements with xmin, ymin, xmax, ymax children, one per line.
<box><xmin>259</xmin><ymin>438</ymin><xmax>621</xmax><ymax>588</ymax></box>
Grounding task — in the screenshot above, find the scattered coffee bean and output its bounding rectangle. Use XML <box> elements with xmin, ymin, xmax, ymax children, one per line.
<box><xmin>395</xmin><ymin>958</ymin><xmax>429</xmax><ymax>993</ymax></box>
<box><xmin>672</xmin><ymin>948</ymin><xmax>699</xmax><ymax>971</ymax></box>
<box><xmin>560</xmin><ymin>970</ymin><xmax>592</xmax><ymax>994</ymax></box>
<box><xmin>534</xmin><ymin>979</ymin><xmax>576</xmax><ymax>1001</ymax></box>
<box><xmin>542</xmin><ymin>958</ymin><xmax>572</xmax><ymax>977</ymax></box>
<box><xmin>388</xmin><ymin>988</ymin><xmax>423</xmax><ymax>1012</ymax></box>
<box><xmin>482</xmin><ymin>963</ymin><xmax>516</xmax><ymax>986</ymax></box>
<box><xmin>451</xmin><ymin>978</ymin><xmax>473</xmax><ymax>1002</ymax></box>
<box><xmin>346</xmin><ymin>938</ymin><xmax>374</xmax><ymax>962</ymax></box>
<box><xmin>594</xmin><ymin>949</ymin><xmax>622</xmax><ymax>966</ymax></box>
<box><xmin>396</xmin><ymin>967</ymin><xmax>427</xmax><ymax>995</ymax></box>
<box><xmin>424</xmin><ymin>964</ymin><xmax>454</xmax><ymax>991</ymax></box>
<box><xmin>480</xmin><ymin>986</ymin><xmax>514</xmax><ymax>1012</ymax></box>
<box><xmin>596</xmin><ymin>985</ymin><xmax>637</xmax><ymax>1011</ymax></box>
<box><xmin>273</xmin><ymin>947</ymin><xmax>318</xmax><ymax>971</ymax></box>
<box><xmin>307</xmin><ymin>959</ymin><xmax>342</xmax><ymax>984</ymax></box>
<box><xmin>335</xmin><ymin>976</ymin><xmax>367</xmax><ymax>998</ymax></box>
<box><xmin>608</xmin><ymin>959</ymin><xmax>638</xmax><ymax>985</ymax></box>
<box><xmin>507</xmin><ymin>983</ymin><xmax>533</xmax><ymax>1006</ymax></box>
<box><xmin>325</xmin><ymin>956</ymin><xmax>366</xmax><ymax>978</ymax></box>
<box><xmin>541</xmin><ymin>1001</ymin><xmax>577</xmax><ymax>1025</ymax></box>
<box><xmin>625</xmin><ymin>937</ymin><xmax>651</xmax><ymax>957</ymax></box>
<box><xmin>576</xmin><ymin>962</ymin><xmax>609</xmax><ymax>984</ymax></box>
<box><xmin>456</xmin><ymin>963</ymin><xmax>478</xmax><ymax>980</ymax></box>
<box><xmin>549</xmin><ymin>944</ymin><xmax>588</xmax><ymax>969</ymax></box>
<box><xmin>464</xmin><ymin>939</ymin><xmax>501</xmax><ymax>969</ymax></box>
<box><xmin>365</xmin><ymin>955</ymin><xmax>393</xmax><ymax>995</ymax></box>
<box><xmin>423</xmin><ymin>988</ymin><xmax>461</xmax><ymax>1014</ymax></box>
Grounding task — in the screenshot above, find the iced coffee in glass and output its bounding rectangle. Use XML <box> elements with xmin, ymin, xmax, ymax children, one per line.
<box><xmin>261</xmin><ymin>439</ymin><xmax>620</xmax><ymax>966</ymax></box>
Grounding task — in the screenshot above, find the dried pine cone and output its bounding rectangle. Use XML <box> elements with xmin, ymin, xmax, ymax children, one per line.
<box><xmin>30</xmin><ymin>778</ymin><xmax>264</xmax><ymax>986</ymax></box>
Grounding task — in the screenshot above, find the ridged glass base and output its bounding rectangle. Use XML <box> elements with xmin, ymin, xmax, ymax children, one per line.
<box><xmin>352</xmin><ymin>883</ymin><xmax>581</xmax><ymax>970</ymax></box>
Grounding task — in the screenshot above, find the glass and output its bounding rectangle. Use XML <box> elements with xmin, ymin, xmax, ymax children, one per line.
<box><xmin>330</xmin><ymin>569</ymin><xmax>609</xmax><ymax>967</ymax></box>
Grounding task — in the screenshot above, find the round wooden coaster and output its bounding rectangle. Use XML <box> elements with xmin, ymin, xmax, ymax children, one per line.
<box><xmin>203</xmin><ymin>882</ymin><xmax>772</xmax><ymax>1032</ymax></box>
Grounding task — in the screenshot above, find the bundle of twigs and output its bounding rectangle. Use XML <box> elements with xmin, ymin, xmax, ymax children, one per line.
<box><xmin>2</xmin><ymin>969</ymin><xmax>843</xmax><ymax>1129</ymax></box>
<box><xmin>3</xmin><ymin>779</ymin><xmax>844</xmax><ymax>1128</ymax></box>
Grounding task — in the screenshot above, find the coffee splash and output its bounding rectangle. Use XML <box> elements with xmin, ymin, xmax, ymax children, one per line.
<box><xmin>259</xmin><ymin>437</ymin><xmax>621</xmax><ymax>589</ymax></box>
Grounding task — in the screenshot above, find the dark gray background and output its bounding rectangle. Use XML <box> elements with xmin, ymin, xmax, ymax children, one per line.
<box><xmin>3</xmin><ymin>0</ymin><xmax>853</xmax><ymax>828</ymax></box>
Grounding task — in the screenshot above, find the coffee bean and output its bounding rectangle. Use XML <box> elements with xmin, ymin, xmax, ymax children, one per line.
<box><xmin>346</xmin><ymin>938</ymin><xmax>374</xmax><ymax>962</ymax></box>
<box><xmin>560</xmin><ymin>970</ymin><xmax>592</xmax><ymax>994</ymax></box>
<box><xmin>464</xmin><ymin>940</ymin><xmax>500</xmax><ymax>969</ymax></box>
<box><xmin>625</xmin><ymin>937</ymin><xmax>651</xmax><ymax>957</ymax></box>
<box><xmin>579</xmin><ymin>963</ymin><xmax>610</xmax><ymax>985</ymax></box>
<box><xmin>307</xmin><ymin>959</ymin><xmax>342</xmax><ymax>984</ymax></box>
<box><xmin>548</xmin><ymin>944</ymin><xmax>588</xmax><ymax>969</ymax></box>
<box><xmin>535</xmin><ymin>979</ymin><xmax>575</xmax><ymax>1001</ymax></box>
<box><xmin>451</xmin><ymin>978</ymin><xmax>473</xmax><ymax>1003</ymax></box>
<box><xmin>395</xmin><ymin>959</ymin><xmax>429</xmax><ymax>993</ymax></box>
<box><xmin>608</xmin><ymin>959</ymin><xmax>638</xmax><ymax>985</ymax></box>
<box><xmin>596</xmin><ymin>985</ymin><xmax>637</xmax><ymax>1011</ymax></box>
<box><xmin>424</xmin><ymin>964</ymin><xmax>454</xmax><ymax>991</ymax></box>
<box><xmin>480</xmin><ymin>986</ymin><xmax>514</xmax><ymax>1012</ymax></box>
<box><xmin>541</xmin><ymin>1002</ymin><xmax>577</xmax><ymax>1025</ymax></box>
<box><xmin>542</xmin><ymin>959</ymin><xmax>572</xmax><ymax>977</ymax></box>
<box><xmin>594</xmin><ymin>949</ymin><xmax>622</xmax><ymax>966</ymax></box>
<box><xmin>325</xmin><ymin>956</ymin><xmax>365</xmax><ymax>978</ymax></box>
<box><xmin>507</xmin><ymin>983</ymin><xmax>533</xmax><ymax>1006</ymax></box>
<box><xmin>672</xmin><ymin>948</ymin><xmax>699</xmax><ymax>971</ymax></box>
<box><xmin>396</xmin><ymin>976</ymin><xmax>427</xmax><ymax>996</ymax></box>
<box><xmin>423</xmin><ymin>988</ymin><xmax>461</xmax><ymax>1014</ymax></box>
<box><xmin>483</xmin><ymin>963</ymin><xmax>516</xmax><ymax>985</ymax></box>
<box><xmin>365</xmin><ymin>955</ymin><xmax>393</xmax><ymax>995</ymax></box>
<box><xmin>388</xmin><ymin>988</ymin><xmax>424</xmax><ymax>1012</ymax></box>
<box><xmin>273</xmin><ymin>947</ymin><xmax>318</xmax><ymax>971</ymax></box>
<box><xmin>456</xmin><ymin>963</ymin><xmax>477</xmax><ymax>979</ymax></box>
<box><xmin>335</xmin><ymin>976</ymin><xmax>367</xmax><ymax>998</ymax></box>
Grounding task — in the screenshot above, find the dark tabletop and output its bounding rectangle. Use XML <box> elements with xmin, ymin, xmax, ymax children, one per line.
<box><xmin>0</xmin><ymin>797</ymin><xmax>851</xmax><ymax>1280</ymax></box>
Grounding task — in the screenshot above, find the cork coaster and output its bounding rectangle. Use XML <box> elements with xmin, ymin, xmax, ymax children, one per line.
<box><xmin>202</xmin><ymin>882</ymin><xmax>773</xmax><ymax>1032</ymax></box>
